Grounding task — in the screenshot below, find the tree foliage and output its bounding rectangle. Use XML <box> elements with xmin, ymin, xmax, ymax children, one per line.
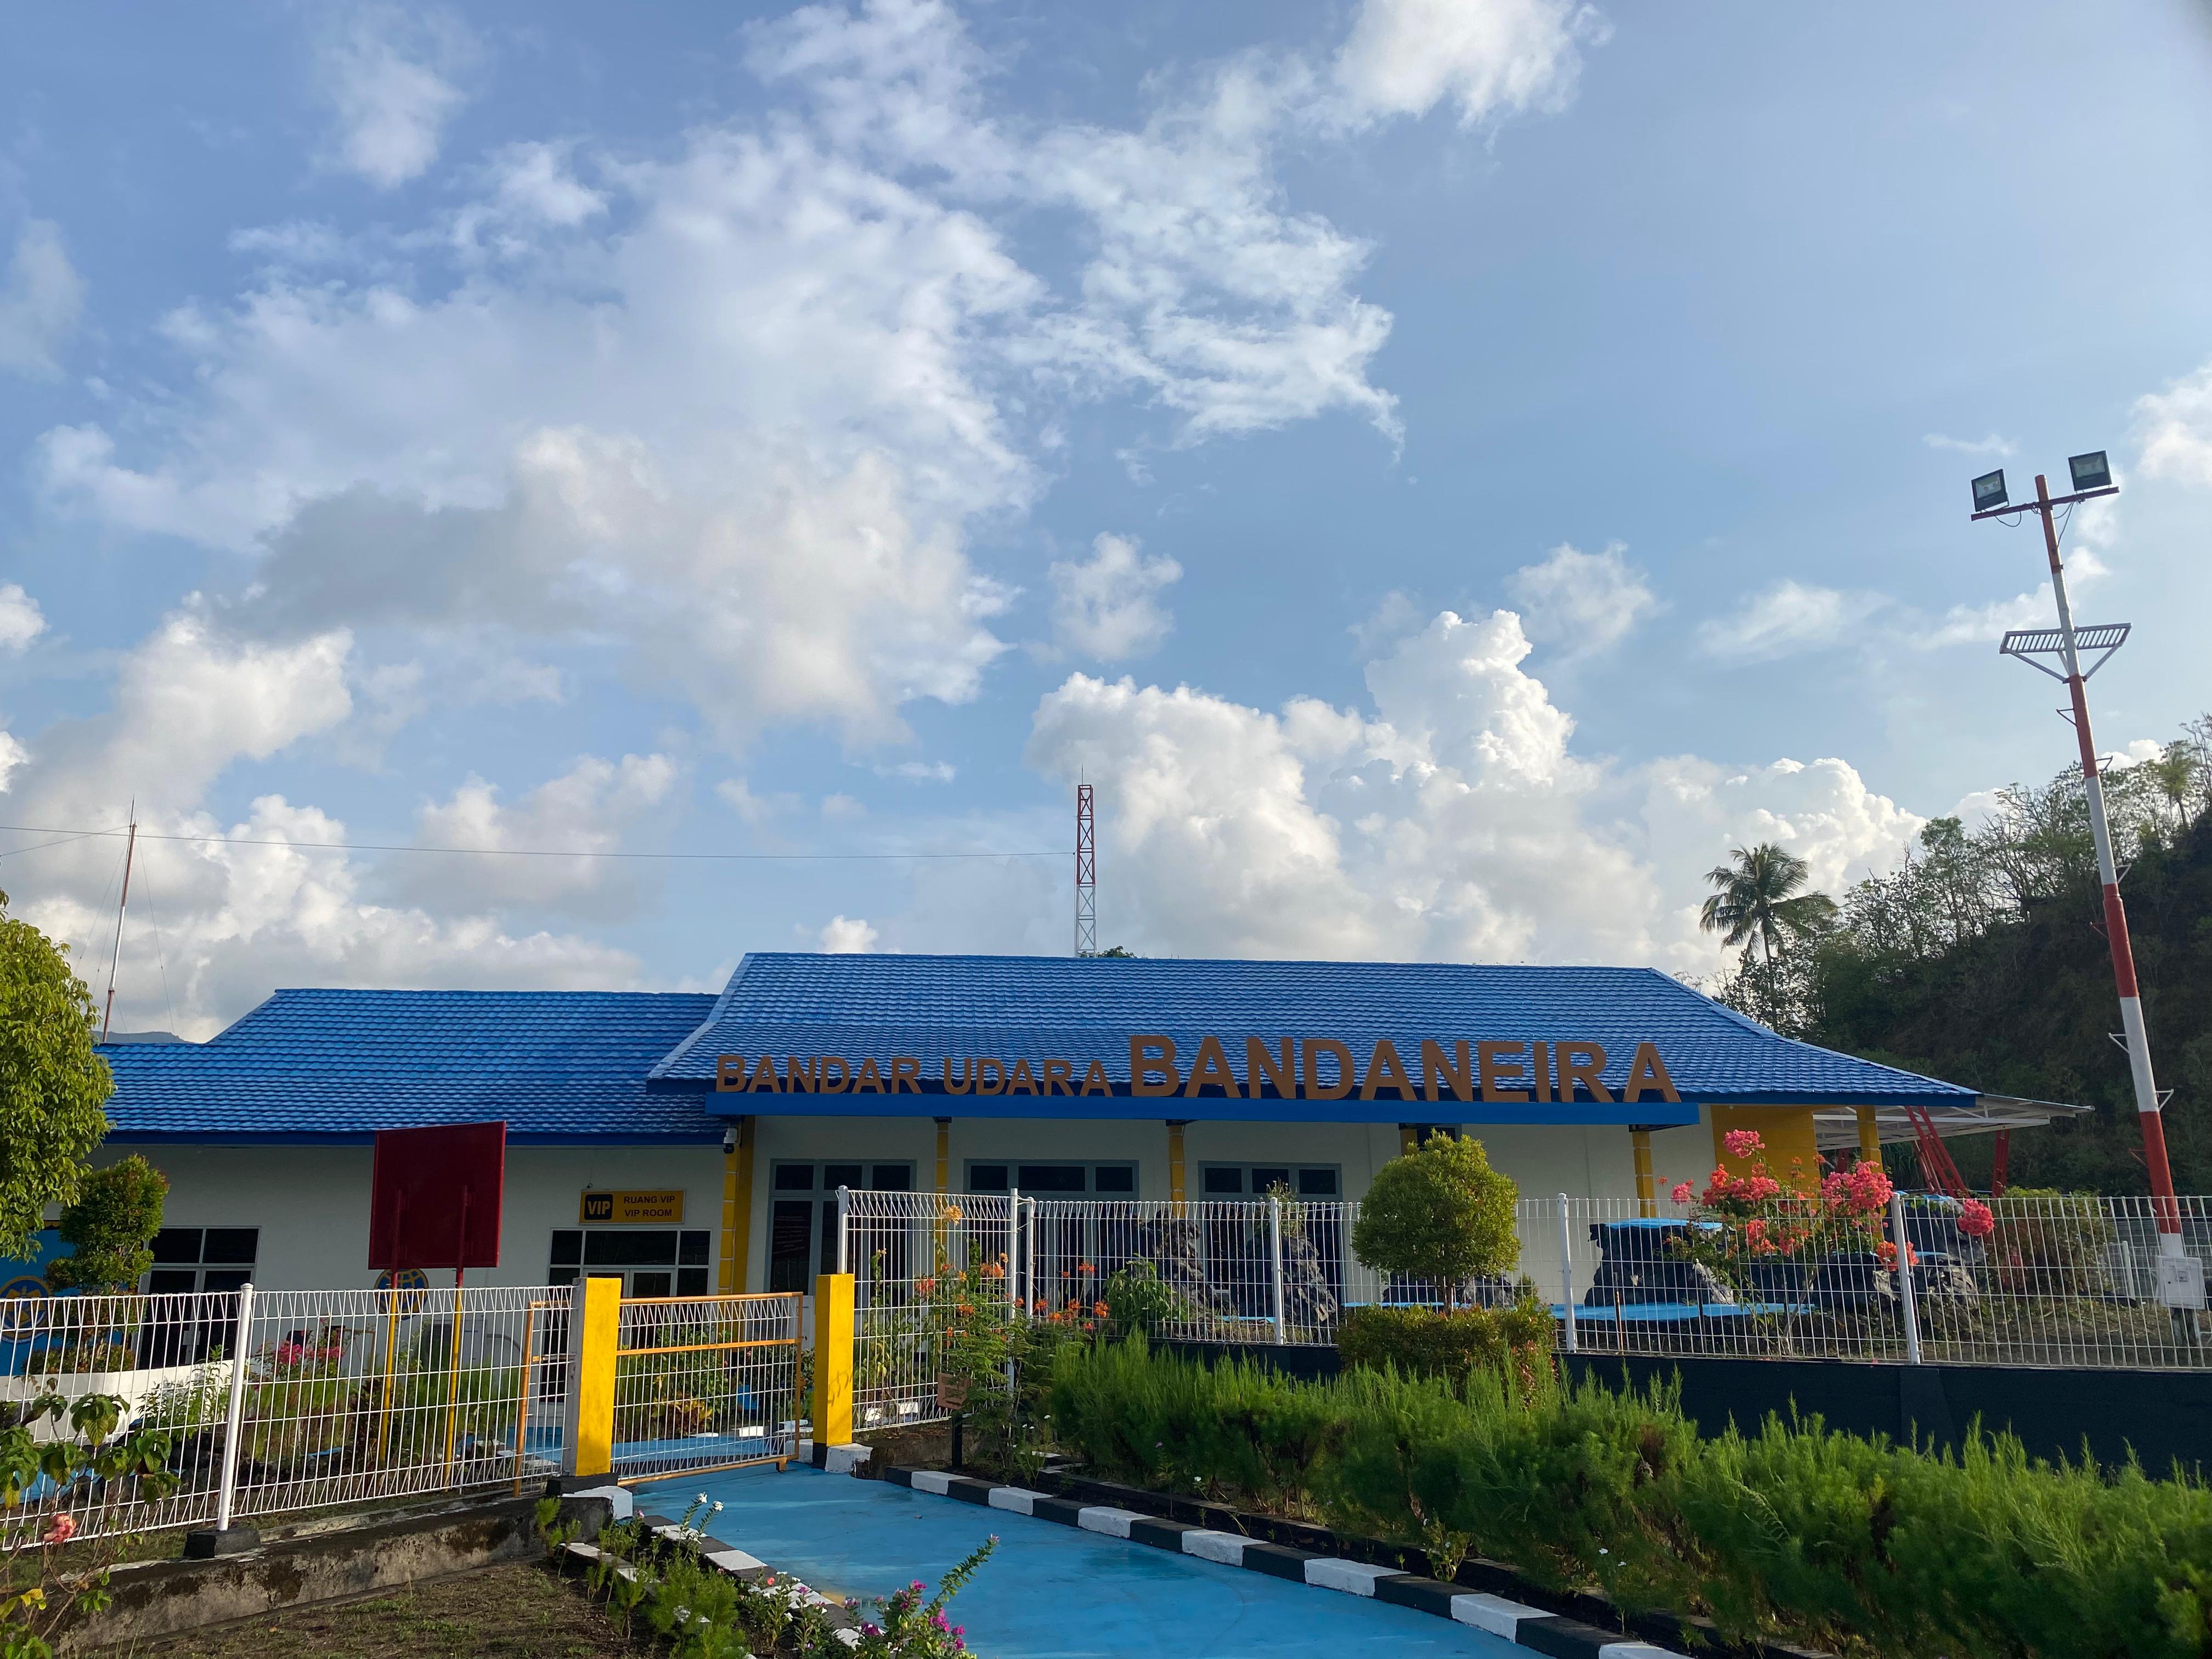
<box><xmin>0</xmin><ymin>887</ymin><xmax>114</xmax><ymax>1259</ymax></box>
<box><xmin>1351</xmin><ymin>1133</ymin><xmax>1520</xmax><ymax>1299</ymax></box>
<box><xmin>1711</xmin><ymin>717</ymin><xmax>2212</xmax><ymax>1194</ymax></box>
<box><xmin>44</xmin><ymin>1154</ymin><xmax>168</xmax><ymax>1292</ymax></box>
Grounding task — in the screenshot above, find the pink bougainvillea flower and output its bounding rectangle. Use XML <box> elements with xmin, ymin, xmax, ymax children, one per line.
<box><xmin>1670</xmin><ymin>1182</ymin><xmax>1695</xmax><ymax>1205</ymax></box>
<box><xmin>1957</xmin><ymin>1199</ymin><xmax>1996</xmax><ymax>1238</ymax></box>
<box><xmin>1723</xmin><ymin>1128</ymin><xmax>1765</xmax><ymax>1160</ymax></box>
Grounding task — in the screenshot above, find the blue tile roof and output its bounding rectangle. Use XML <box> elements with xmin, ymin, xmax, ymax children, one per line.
<box><xmin>649</xmin><ymin>953</ymin><xmax>1984</xmax><ymax>1123</ymax></box>
<box><xmin>101</xmin><ymin>989</ymin><xmax>723</xmax><ymax>1143</ymax></box>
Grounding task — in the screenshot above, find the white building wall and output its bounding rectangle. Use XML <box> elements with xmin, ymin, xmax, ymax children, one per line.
<box><xmin>107</xmin><ymin>1113</ymin><xmax>1703</xmax><ymax>1295</ymax></box>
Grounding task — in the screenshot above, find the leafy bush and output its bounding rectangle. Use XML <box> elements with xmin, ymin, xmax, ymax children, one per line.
<box><xmin>1337</xmin><ymin>1303</ymin><xmax>1554</xmax><ymax>1395</ymax></box>
<box><xmin>1046</xmin><ymin>1340</ymin><xmax>2212</xmax><ymax>1659</ymax></box>
<box><xmin>1101</xmin><ymin>1258</ymin><xmax>1184</xmax><ymax>1338</ymax></box>
<box><xmin>1350</xmin><ymin>1134</ymin><xmax>1518</xmax><ymax>1302</ymax></box>
<box><xmin>1986</xmin><ymin>1187</ymin><xmax>2117</xmax><ymax>1295</ymax></box>
<box><xmin>43</xmin><ymin>1155</ymin><xmax>166</xmax><ymax>1293</ymax></box>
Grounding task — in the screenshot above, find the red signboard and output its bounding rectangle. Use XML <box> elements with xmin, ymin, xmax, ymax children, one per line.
<box><xmin>368</xmin><ymin>1122</ymin><xmax>506</xmax><ymax>1273</ymax></box>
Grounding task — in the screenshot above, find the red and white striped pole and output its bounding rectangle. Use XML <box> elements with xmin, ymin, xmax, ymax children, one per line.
<box><xmin>2030</xmin><ymin>472</ymin><xmax>2183</xmax><ymax>1251</ymax></box>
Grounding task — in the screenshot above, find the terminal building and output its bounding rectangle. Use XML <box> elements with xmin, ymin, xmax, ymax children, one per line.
<box><xmin>80</xmin><ymin>952</ymin><xmax>2064</xmax><ymax>1295</ymax></box>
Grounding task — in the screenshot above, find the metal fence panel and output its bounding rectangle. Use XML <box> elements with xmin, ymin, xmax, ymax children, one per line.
<box><xmin>611</xmin><ymin>1291</ymin><xmax>803</xmax><ymax>1481</ymax></box>
<box><xmin>845</xmin><ymin>1190</ymin><xmax>1019</xmax><ymax>1431</ymax></box>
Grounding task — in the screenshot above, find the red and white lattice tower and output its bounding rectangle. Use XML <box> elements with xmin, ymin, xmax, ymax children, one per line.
<box><xmin>1074</xmin><ymin>783</ymin><xmax>1097</xmax><ymax>957</ymax></box>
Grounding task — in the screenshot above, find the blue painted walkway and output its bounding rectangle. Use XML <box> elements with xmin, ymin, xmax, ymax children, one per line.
<box><xmin>682</xmin><ymin>1464</ymin><xmax>1515</xmax><ymax>1657</ymax></box>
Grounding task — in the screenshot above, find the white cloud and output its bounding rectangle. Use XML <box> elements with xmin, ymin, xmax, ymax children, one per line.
<box><xmin>0</xmin><ymin>610</ymin><xmax>639</xmax><ymax>1038</ymax></box>
<box><xmin>0</xmin><ymin>221</ymin><xmax>86</xmax><ymax>380</ymax></box>
<box><xmin>875</xmin><ymin>760</ymin><xmax>956</xmax><ymax>782</ymax></box>
<box><xmin>1332</xmin><ymin>0</ymin><xmax>1609</xmax><ymax>128</ymax></box>
<box><xmin>0</xmin><ymin>585</ymin><xmax>47</xmax><ymax>653</ymax></box>
<box><xmin>315</xmin><ymin>4</ymin><xmax>478</xmax><ymax>189</ymax></box>
<box><xmin>2136</xmin><ymin>359</ymin><xmax>2212</xmax><ymax>489</ymax></box>
<box><xmin>821</xmin><ymin>793</ymin><xmax>865</xmax><ymax>820</ymax></box>
<box><xmin>1911</xmin><ymin>590</ymin><xmax>2050</xmax><ymax>650</ymax></box>
<box><xmin>818</xmin><ymin>914</ymin><xmax>879</xmax><ymax>952</ymax></box>
<box><xmin>1025</xmin><ymin>603</ymin><xmax>1915</xmax><ymax>970</ymax></box>
<box><xmin>1696</xmin><ymin>580</ymin><xmax>1885</xmax><ymax>662</ymax></box>
<box><xmin>391</xmin><ymin>752</ymin><xmax>680</xmax><ymax>919</ymax></box>
<box><xmin>1047</xmin><ymin>533</ymin><xmax>1182</xmax><ymax>660</ymax></box>
<box><xmin>1505</xmin><ymin>540</ymin><xmax>1653</xmax><ymax>656</ymax></box>
<box><xmin>1923</xmin><ymin>431</ymin><xmax>2015</xmax><ymax>458</ymax></box>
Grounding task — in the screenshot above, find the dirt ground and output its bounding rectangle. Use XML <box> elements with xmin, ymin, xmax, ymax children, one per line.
<box><xmin>124</xmin><ymin>1562</ymin><xmax>642</xmax><ymax>1659</ymax></box>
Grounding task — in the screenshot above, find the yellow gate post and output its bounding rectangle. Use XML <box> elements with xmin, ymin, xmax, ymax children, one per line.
<box><xmin>569</xmin><ymin>1277</ymin><xmax>622</xmax><ymax>1480</ymax></box>
<box><xmin>812</xmin><ymin>1272</ymin><xmax>855</xmax><ymax>1447</ymax></box>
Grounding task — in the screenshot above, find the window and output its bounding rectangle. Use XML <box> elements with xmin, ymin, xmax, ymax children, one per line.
<box><xmin>964</xmin><ymin>1162</ymin><xmax>1138</xmax><ymax>1196</ymax></box>
<box><xmin>767</xmin><ymin>1161</ymin><xmax>915</xmax><ymax>1294</ymax></box>
<box><xmin>1198</xmin><ymin>1165</ymin><xmax>1339</xmax><ymax>1198</ymax></box>
<box><xmin>546</xmin><ymin>1229</ymin><xmax>713</xmax><ymax>1296</ymax></box>
<box><xmin>144</xmin><ymin>1227</ymin><xmax>259</xmax><ymax>1295</ymax></box>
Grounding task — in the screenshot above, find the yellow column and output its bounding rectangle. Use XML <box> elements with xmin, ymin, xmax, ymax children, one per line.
<box><xmin>1710</xmin><ymin>1104</ymin><xmax>1820</xmax><ymax>1184</ymax></box>
<box><xmin>1167</xmin><ymin>1121</ymin><xmax>1187</xmax><ymax>1206</ymax></box>
<box><xmin>1854</xmin><ymin>1106</ymin><xmax>1883</xmax><ymax>1171</ymax></box>
<box><xmin>1630</xmin><ymin>1128</ymin><xmax>1656</xmax><ymax>1217</ymax></box>
<box><xmin>1398</xmin><ymin>1124</ymin><xmax>1417</xmax><ymax>1155</ymax></box>
<box><xmin>571</xmin><ymin>1276</ymin><xmax>622</xmax><ymax>1479</ymax></box>
<box><xmin>811</xmin><ymin>1271</ymin><xmax>855</xmax><ymax>1446</ymax></box>
<box><xmin>718</xmin><ymin>1116</ymin><xmax>756</xmax><ymax>1294</ymax></box>
<box><xmin>934</xmin><ymin>1118</ymin><xmax>951</xmax><ymax>1192</ymax></box>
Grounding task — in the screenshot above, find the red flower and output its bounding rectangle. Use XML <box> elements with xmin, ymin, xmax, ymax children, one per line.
<box><xmin>42</xmin><ymin>1513</ymin><xmax>76</xmax><ymax>1545</ymax></box>
<box><xmin>1957</xmin><ymin>1199</ymin><xmax>1996</xmax><ymax>1239</ymax></box>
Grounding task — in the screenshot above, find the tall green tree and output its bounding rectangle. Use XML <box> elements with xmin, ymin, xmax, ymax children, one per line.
<box><xmin>0</xmin><ymin>888</ymin><xmax>114</xmax><ymax>1258</ymax></box>
<box><xmin>1699</xmin><ymin>844</ymin><xmax>1838</xmax><ymax>963</ymax></box>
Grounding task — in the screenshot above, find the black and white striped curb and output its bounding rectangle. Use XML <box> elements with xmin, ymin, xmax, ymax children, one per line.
<box><xmin>879</xmin><ymin>1466</ymin><xmax>1681</xmax><ymax>1659</ymax></box>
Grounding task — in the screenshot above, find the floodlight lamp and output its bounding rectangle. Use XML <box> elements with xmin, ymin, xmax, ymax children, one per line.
<box><xmin>2069</xmin><ymin>450</ymin><xmax>2112</xmax><ymax>492</ymax></box>
<box><xmin>1972</xmin><ymin>469</ymin><xmax>2008</xmax><ymax>512</ymax></box>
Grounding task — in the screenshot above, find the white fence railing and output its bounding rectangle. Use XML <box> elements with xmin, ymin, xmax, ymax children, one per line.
<box><xmin>2</xmin><ymin>1283</ymin><xmax>569</xmax><ymax>1546</ymax></box>
<box><xmin>845</xmin><ymin>1190</ymin><xmax>1022</xmax><ymax>1432</ymax></box>
<box><xmin>836</xmin><ymin>1188</ymin><xmax>2212</xmax><ymax>1410</ymax></box>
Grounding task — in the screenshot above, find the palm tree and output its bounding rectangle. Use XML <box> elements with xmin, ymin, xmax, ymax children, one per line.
<box><xmin>2142</xmin><ymin>746</ymin><xmax>2201</xmax><ymax>833</ymax></box>
<box><xmin>1699</xmin><ymin>844</ymin><xmax>1837</xmax><ymax>962</ymax></box>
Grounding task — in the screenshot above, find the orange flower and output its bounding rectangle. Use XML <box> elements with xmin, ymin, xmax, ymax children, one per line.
<box><xmin>1092</xmin><ymin>1300</ymin><xmax>1109</xmax><ymax>1317</ymax></box>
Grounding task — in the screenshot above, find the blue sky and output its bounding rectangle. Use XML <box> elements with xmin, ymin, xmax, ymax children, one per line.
<box><xmin>2</xmin><ymin>0</ymin><xmax>2210</xmax><ymax>1037</ymax></box>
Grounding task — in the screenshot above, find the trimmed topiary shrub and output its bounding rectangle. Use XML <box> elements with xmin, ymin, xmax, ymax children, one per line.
<box><xmin>1350</xmin><ymin>1133</ymin><xmax>1518</xmax><ymax>1305</ymax></box>
<box><xmin>44</xmin><ymin>1154</ymin><xmax>167</xmax><ymax>1293</ymax></box>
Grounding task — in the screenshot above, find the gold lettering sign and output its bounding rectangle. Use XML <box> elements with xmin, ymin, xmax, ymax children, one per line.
<box><xmin>711</xmin><ymin>1037</ymin><xmax>1680</xmax><ymax>1104</ymax></box>
<box><xmin>579</xmin><ymin>1189</ymin><xmax>686</xmax><ymax>1225</ymax></box>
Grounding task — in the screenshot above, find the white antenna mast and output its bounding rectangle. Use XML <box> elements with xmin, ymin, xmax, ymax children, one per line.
<box><xmin>101</xmin><ymin>803</ymin><xmax>138</xmax><ymax>1043</ymax></box>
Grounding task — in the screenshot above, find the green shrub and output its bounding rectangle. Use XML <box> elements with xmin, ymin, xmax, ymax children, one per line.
<box><xmin>1046</xmin><ymin>1338</ymin><xmax>2212</xmax><ymax>1659</ymax></box>
<box><xmin>1338</xmin><ymin>1302</ymin><xmax>1553</xmax><ymax>1393</ymax></box>
<box><xmin>44</xmin><ymin>1154</ymin><xmax>167</xmax><ymax>1292</ymax></box>
<box><xmin>1350</xmin><ymin>1133</ymin><xmax>1518</xmax><ymax>1301</ymax></box>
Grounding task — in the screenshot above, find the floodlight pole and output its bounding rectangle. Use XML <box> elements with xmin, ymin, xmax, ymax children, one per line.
<box><xmin>1980</xmin><ymin>473</ymin><xmax>2181</xmax><ymax>1248</ymax></box>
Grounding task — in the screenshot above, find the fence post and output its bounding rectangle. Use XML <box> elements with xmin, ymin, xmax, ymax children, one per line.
<box><xmin>1890</xmin><ymin>1191</ymin><xmax>1923</xmax><ymax>1365</ymax></box>
<box><xmin>812</xmin><ymin>1271</ymin><xmax>855</xmax><ymax>1448</ymax></box>
<box><xmin>1268</xmin><ymin>1196</ymin><xmax>1287</xmax><ymax>1345</ymax></box>
<box><xmin>1023</xmin><ymin>1198</ymin><xmax>1036</xmax><ymax>1320</ymax></box>
<box><xmin>836</xmin><ymin>1186</ymin><xmax>851</xmax><ymax>1275</ymax></box>
<box><xmin>1557</xmin><ymin>1195</ymin><xmax>1577</xmax><ymax>1355</ymax></box>
<box><xmin>212</xmin><ymin>1283</ymin><xmax>255</xmax><ymax>1532</ymax></box>
<box><xmin>1007</xmin><ymin>1190</ymin><xmax>1022</xmax><ymax>1320</ymax></box>
<box><xmin>562</xmin><ymin>1276</ymin><xmax>622</xmax><ymax>1479</ymax></box>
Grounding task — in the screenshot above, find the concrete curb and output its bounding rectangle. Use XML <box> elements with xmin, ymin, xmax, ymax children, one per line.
<box><xmin>876</xmin><ymin>1466</ymin><xmax>1682</xmax><ymax>1659</ymax></box>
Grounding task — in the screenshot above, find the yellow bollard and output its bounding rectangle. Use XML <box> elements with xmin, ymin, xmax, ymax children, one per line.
<box><xmin>812</xmin><ymin>1272</ymin><xmax>855</xmax><ymax>1448</ymax></box>
<box><xmin>571</xmin><ymin>1277</ymin><xmax>622</xmax><ymax>1479</ymax></box>
<box><xmin>1631</xmin><ymin>1128</ymin><xmax>1656</xmax><ymax>1218</ymax></box>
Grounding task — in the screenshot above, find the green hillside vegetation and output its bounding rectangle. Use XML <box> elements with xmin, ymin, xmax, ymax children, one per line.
<box><xmin>1711</xmin><ymin>716</ymin><xmax>2212</xmax><ymax>1194</ymax></box>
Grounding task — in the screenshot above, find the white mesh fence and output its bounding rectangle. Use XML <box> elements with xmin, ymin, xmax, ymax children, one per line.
<box><xmin>838</xmin><ymin>1188</ymin><xmax>2212</xmax><ymax>1384</ymax></box>
<box><xmin>843</xmin><ymin>1190</ymin><xmax>1021</xmax><ymax>1431</ymax></box>
<box><xmin>2</xmin><ymin>1283</ymin><xmax>567</xmax><ymax>1546</ymax></box>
